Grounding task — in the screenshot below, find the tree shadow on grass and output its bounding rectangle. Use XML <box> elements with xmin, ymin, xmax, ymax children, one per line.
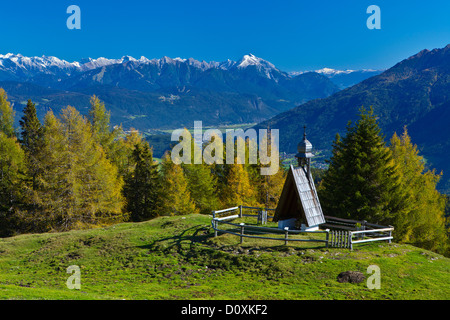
<box><xmin>138</xmin><ymin>221</ymin><xmax>328</xmax><ymax>261</ymax></box>
<box><xmin>137</xmin><ymin>224</ymin><xmax>214</xmax><ymax>255</ymax></box>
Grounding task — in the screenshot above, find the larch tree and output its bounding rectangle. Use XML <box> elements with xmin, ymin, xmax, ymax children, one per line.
<box><xmin>389</xmin><ymin>128</ymin><xmax>448</xmax><ymax>254</ymax></box>
<box><xmin>255</xmin><ymin>165</ymin><xmax>286</xmax><ymax>209</ymax></box>
<box><xmin>0</xmin><ymin>90</ymin><xmax>27</xmax><ymax>236</ymax></box>
<box><xmin>249</xmin><ymin>131</ymin><xmax>286</xmax><ymax>209</ymax></box>
<box><xmin>183</xmin><ymin>162</ymin><xmax>219</xmax><ymax>214</ymax></box>
<box><xmin>35</xmin><ymin>107</ymin><xmax>125</xmax><ymax>231</ymax></box>
<box><xmin>182</xmin><ymin>134</ymin><xmax>219</xmax><ymax>215</ymax></box>
<box><xmin>0</xmin><ymin>131</ymin><xmax>27</xmax><ymax>236</ymax></box>
<box><xmin>88</xmin><ymin>95</ymin><xmax>115</xmax><ymax>149</ymax></box>
<box><xmin>221</xmin><ymin>162</ymin><xmax>258</xmax><ymax>208</ymax></box>
<box><xmin>0</xmin><ymin>88</ymin><xmax>16</xmax><ymax>138</ymax></box>
<box><xmin>159</xmin><ymin>152</ymin><xmax>197</xmax><ymax>216</ymax></box>
<box><xmin>87</xmin><ymin>95</ymin><xmax>131</xmax><ymax>172</ymax></box>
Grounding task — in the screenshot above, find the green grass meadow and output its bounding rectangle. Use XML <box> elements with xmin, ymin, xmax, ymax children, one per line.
<box><xmin>0</xmin><ymin>214</ymin><xmax>448</xmax><ymax>300</ymax></box>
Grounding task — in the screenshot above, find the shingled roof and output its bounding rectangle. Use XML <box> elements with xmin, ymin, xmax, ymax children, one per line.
<box><xmin>273</xmin><ymin>165</ymin><xmax>325</xmax><ymax>227</ymax></box>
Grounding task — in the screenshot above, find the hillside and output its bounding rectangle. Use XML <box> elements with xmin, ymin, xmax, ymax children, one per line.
<box><xmin>291</xmin><ymin>68</ymin><xmax>384</xmax><ymax>89</ymax></box>
<box><xmin>255</xmin><ymin>44</ymin><xmax>450</xmax><ymax>192</ymax></box>
<box><xmin>0</xmin><ymin>214</ymin><xmax>448</xmax><ymax>300</ymax></box>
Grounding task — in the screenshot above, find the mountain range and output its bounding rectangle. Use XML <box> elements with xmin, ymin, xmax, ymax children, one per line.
<box><xmin>290</xmin><ymin>68</ymin><xmax>383</xmax><ymax>89</ymax></box>
<box><xmin>0</xmin><ymin>53</ymin><xmax>346</xmax><ymax>130</ymax></box>
<box><xmin>2</xmin><ymin>47</ymin><xmax>448</xmax><ymax>191</ymax></box>
<box><xmin>256</xmin><ymin>44</ymin><xmax>450</xmax><ymax>192</ymax></box>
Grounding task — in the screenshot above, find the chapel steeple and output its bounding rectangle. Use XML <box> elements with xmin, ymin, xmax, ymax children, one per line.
<box><xmin>295</xmin><ymin>125</ymin><xmax>314</xmax><ymax>176</ymax></box>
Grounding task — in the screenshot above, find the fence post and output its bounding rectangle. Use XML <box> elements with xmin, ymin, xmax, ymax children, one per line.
<box><xmin>349</xmin><ymin>231</ymin><xmax>352</xmax><ymax>250</ymax></box>
<box><xmin>325</xmin><ymin>229</ymin><xmax>330</xmax><ymax>248</ymax></box>
<box><xmin>331</xmin><ymin>230</ymin><xmax>334</xmax><ymax>247</ymax></box>
<box><xmin>388</xmin><ymin>226</ymin><xmax>393</xmax><ymax>243</ymax></box>
<box><xmin>361</xmin><ymin>220</ymin><xmax>367</xmax><ymax>240</ymax></box>
<box><xmin>333</xmin><ymin>230</ymin><xmax>336</xmax><ymax>247</ymax></box>
<box><xmin>214</xmin><ymin>219</ymin><xmax>218</xmax><ymax>237</ymax></box>
<box><xmin>284</xmin><ymin>227</ymin><xmax>289</xmax><ymax>245</ymax></box>
<box><xmin>330</xmin><ymin>230</ymin><xmax>333</xmax><ymax>247</ymax></box>
<box><xmin>239</xmin><ymin>205</ymin><xmax>243</xmax><ymax>218</ymax></box>
<box><xmin>344</xmin><ymin>231</ymin><xmax>348</xmax><ymax>248</ymax></box>
<box><xmin>336</xmin><ymin>231</ymin><xmax>339</xmax><ymax>248</ymax></box>
<box><xmin>240</xmin><ymin>223</ymin><xmax>245</xmax><ymax>244</ymax></box>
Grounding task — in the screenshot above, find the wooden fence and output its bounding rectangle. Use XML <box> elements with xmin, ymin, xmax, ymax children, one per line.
<box><xmin>211</xmin><ymin>206</ymin><xmax>394</xmax><ymax>250</ymax></box>
<box><xmin>212</xmin><ymin>216</ymin><xmax>329</xmax><ymax>246</ymax></box>
<box><xmin>324</xmin><ymin>215</ymin><xmax>394</xmax><ymax>249</ymax></box>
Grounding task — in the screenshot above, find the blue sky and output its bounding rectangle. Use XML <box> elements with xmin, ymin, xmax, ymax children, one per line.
<box><xmin>0</xmin><ymin>0</ymin><xmax>449</xmax><ymax>71</ymax></box>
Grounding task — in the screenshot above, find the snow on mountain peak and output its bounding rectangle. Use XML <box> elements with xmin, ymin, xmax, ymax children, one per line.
<box><xmin>315</xmin><ymin>68</ymin><xmax>355</xmax><ymax>75</ymax></box>
<box><xmin>0</xmin><ymin>52</ymin><xmax>287</xmax><ymax>81</ymax></box>
<box><xmin>237</xmin><ymin>53</ymin><xmax>276</xmax><ymax>69</ymax></box>
<box><xmin>235</xmin><ymin>53</ymin><xmax>281</xmax><ymax>80</ymax></box>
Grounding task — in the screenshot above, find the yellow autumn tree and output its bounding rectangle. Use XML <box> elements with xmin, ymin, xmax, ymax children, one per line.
<box><xmin>34</xmin><ymin>107</ymin><xmax>125</xmax><ymax>231</ymax></box>
<box><xmin>221</xmin><ymin>162</ymin><xmax>258</xmax><ymax>208</ymax></box>
<box><xmin>159</xmin><ymin>152</ymin><xmax>198</xmax><ymax>216</ymax></box>
<box><xmin>390</xmin><ymin>128</ymin><xmax>448</xmax><ymax>254</ymax></box>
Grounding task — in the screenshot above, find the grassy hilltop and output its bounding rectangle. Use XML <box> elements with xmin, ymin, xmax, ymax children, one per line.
<box><xmin>0</xmin><ymin>214</ymin><xmax>449</xmax><ymax>300</ymax></box>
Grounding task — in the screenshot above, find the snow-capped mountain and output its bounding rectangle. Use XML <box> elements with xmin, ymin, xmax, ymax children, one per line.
<box><xmin>0</xmin><ymin>51</ymin><xmax>342</xmax><ymax>133</ymax></box>
<box><xmin>289</xmin><ymin>68</ymin><xmax>384</xmax><ymax>88</ymax></box>
<box><xmin>0</xmin><ymin>52</ymin><xmax>288</xmax><ymax>82</ymax></box>
<box><xmin>0</xmin><ymin>53</ymin><xmax>78</xmax><ymax>76</ymax></box>
<box><xmin>0</xmin><ymin>53</ymin><xmax>155</xmax><ymax>76</ymax></box>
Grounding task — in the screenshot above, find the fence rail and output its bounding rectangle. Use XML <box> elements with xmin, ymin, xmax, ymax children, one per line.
<box><xmin>212</xmin><ymin>216</ymin><xmax>329</xmax><ymax>246</ymax></box>
<box><xmin>211</xmin><ymin>206</ymin><xmax>394</xmax><ymax>249</ymax></box>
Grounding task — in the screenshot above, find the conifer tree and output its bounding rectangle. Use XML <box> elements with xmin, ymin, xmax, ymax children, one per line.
<box><xmin>87</xmin><ymin>96</ymin><xmax>143</xmax><ymax>180</ymax></box>
<box><xmin>319</xmin><ymin>106</ymin><xmax>404</xmax><ymax>223</ymax></box>
<box><xmin>390</xmin><ymin>128</ymin><xmax>448</xmax><ymax>253</ymax></box>
<box><xmin>88</xmin><ymin>95</ymin><xmax>115</xmax><ymax>148</ymax></box>
<box><xmin>0</xmin><ymin>131</ymin><xmax>27</xmax><ymax>236</ymax></box>
<box><xmin>255</xmin><ymin>166</ymin><xmax>286</xmax><ymax>209</ymax></box>
<box><xmin>0</xmin><ymin>88</ymin><xmax>16</xmax><ymax>138</ymax></box>
<box><xmin>221</xmin><ymin>162</ymin><xmax>258</xmax><ymax>208</ymax></box>
<box><xmin>35</xmin><ymin>107</ymin><xmax>125</xmax><ymax>231</ymax></box>
<box><xmin>183</xmin><ymin>162</ymin><xmax>219</xmax><ymax>214</ymax></box>
<box><xmin>159</xmin><ymin>152</ymin><xmax>197</xmax><ymax>216</ymax></box>
<box><xmin>247</xmin><ymin>132</ymin><xmax>286</xmax><ymax>209</ymax></box>
<box><xmin>123</xmin><ymin>140</ymin><xmax>161</xmax><ymax>221</ymax></box>
<box><xmin>19</xmin><ymin>99</ymin><xmax>43</xmax><ymax>190</ymax></box>
<box><xmin>182</xmin><ymin>136</ymin><xmax>219</xmax><ymax>214</ymax></box>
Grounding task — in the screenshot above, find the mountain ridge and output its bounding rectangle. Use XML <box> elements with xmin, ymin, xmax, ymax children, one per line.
<box><xmin>255</xmin><ymin>44</ymin><xmax>450</xmax><ymax>191</ymax></box>
<box><xmin>0</xmin><ymin>53</ymin><xmax>340</xmax><ymax>131</ymax></box>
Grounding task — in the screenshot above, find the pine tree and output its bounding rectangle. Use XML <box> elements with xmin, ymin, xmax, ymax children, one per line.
<box><xmin>319</xmin><ymin>106</ymin><xmax>404</xmax><ymax>223</ymax></box>
<box><xmin>0</xmin><ymin>88</ymin><xmax>16</xmax><ymax>138</ymax></box>
<box><xmin>123</xmin><ymin>140</ymin><xmax>161</xmax><ymax>221</ymax></box>
<box><xmin>159</xmin><ymin>152</ymin><xmax>197</xmax><ymax>216</ymax></box>
<box><xmin>390</xmin><ymin>128</ymin><xmax>448</xmax><ymax>254</ymax></box>
<box><xmin>19</xmin><ymin>99</ymin><xmax>43</xmax><ymax>190</ymax></box>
